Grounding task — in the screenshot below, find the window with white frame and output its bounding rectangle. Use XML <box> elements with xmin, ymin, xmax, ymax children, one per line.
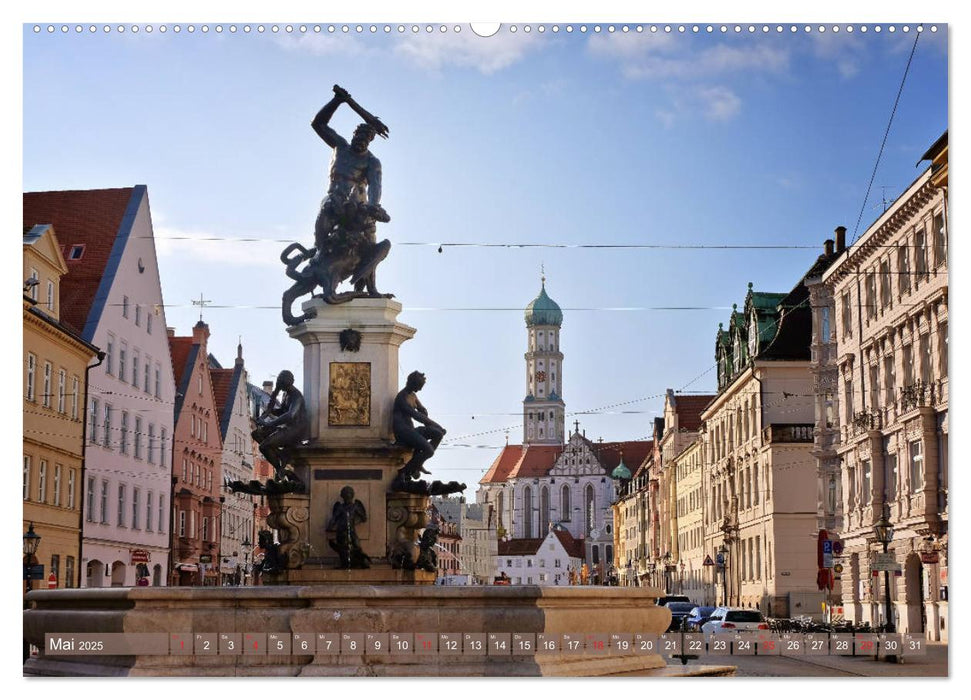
<box><xmin>53</xmin><ymin>464</ymin><xmax>61</xmax><ymax>507</ymax></box>
<box><xmin>71</xmin><ymin>376</ymin><xmax>79</xmax><ymax>420</ymax></box>
<box><xmin>43</xmin><ymin>362</ymin><xmax>52</xmax><ymax>408</ymax></box>
<box><xmin>134</xmin><ymin>416</ymin><xmax>142</xmax><ymax>459</ymax></box>
<box><xmin>86</xmin><ymin>477</ymin><xmax>95</xmax><ymax>521</ymax></box>
<box><xmin>117</xmin><ymin>484</ymin><xmax>127</xmax><ymax>527</ymax></box>
<box><xmin>132</xmin><ymin>351</ymin><xmax>139</xmax><ymax>388</ymax></box>
<box><xmin>68</xmin><ymin>470</ymin><xmax>76</xmax><ymax>509</ymax></box>
<box><xmin>58</xmin><ymin>369</ymin><xmax>66</xmax><ymax>413</ymax></box>
<box><xmin>146</xmin><ymin>491</ymin><xmax>154</xmax><ymax>531</ymax></box>
<box><xmin>26</xmin><ymin>353</ymin><xmax>36</xmax><ymax>401</ymax></box>
<box><xmin>120</xmin><ymin>411</ymin><xmax>129</xmax><ymax>454</ymax></box>
<box><xmin>38</xmin><ymin>460</ymin><xmax>48</xmax><ymax>503</ymax></box>
<box><xmin>132</xmin><ymin>488</ymin><xmax>140</xmax><ymax>529</ymax></box>
<box><xmin>23</xmin><ymin>456</ymin><xmax>31</xmax><ymax>501</ymax></box>
<box><xmin>100</xmin><ymin>480</ymin><xmax>109</xmax><ymax>524</ymax></box>
<box><xmin>47</xmin><ymin>280</ymin><xmax>55</xmax><ymax>312</ymax></box>
<box><xmin>909</xmin><ymin>440</ymin><xmax>924</xmax><ymax>491</ymax></box>
<box><xmin>119</xmin><ymin>343</ymin><xmax>127</xmax><ymax>382</ymax></box>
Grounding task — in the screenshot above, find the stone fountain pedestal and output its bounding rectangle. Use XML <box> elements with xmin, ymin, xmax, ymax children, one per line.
<box><xmin>263</xmin><ymin>297</ymin><xmax>434</xmax><ymax>583</ymax></box>
<box><xmin>24</xmin><ymin>586</ymin><xmax>681</xmax><ymax>677</ymax></box>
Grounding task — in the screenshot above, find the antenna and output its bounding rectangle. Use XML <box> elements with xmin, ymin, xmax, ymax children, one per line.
<box><xmin>192</xmin><ymin>292</ymin><xmax>212</xmax><ymax>322</ymax></box>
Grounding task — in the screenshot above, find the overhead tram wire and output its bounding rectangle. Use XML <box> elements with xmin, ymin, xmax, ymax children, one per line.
<box><xmin>850</xmin><ymin>29</ymin><xmax>921</xmax><ymax>245</ymax></box>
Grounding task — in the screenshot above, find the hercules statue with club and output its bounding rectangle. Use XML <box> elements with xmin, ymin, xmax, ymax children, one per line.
<box><xmin>281</xmin><ymin>84</ymin><xmax>395</xmax><ymax>326</ymax></box>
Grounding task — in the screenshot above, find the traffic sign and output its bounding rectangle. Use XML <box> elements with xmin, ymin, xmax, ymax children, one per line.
<box><xmin>832</xmin><ymin>539</ymin><xmax>844</xmax><ymax>556</ymax></box>
<box><xmin>703</xmin><ymin>555</ymin><xmax>714</xmax><ymax>567</ymax></box>
<box><xmin>23</xmin><ymin>564</ymin><xmax>44</xmax><ymax>580</ymax></box>
<box><xmin>47</xmin><ymin>572</ymin><xmax>57</xmax><ymax>589</ymax></box>
<box><xmin>715</xmin><ymin>553</ymin><xmax>725</xmax><ymax>566</ymax></box>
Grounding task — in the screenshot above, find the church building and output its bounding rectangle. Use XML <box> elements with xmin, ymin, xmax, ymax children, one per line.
<box><xmin>476</xmin><ymin>278</ymin><xmax>653</xmax><ymax>577</ymax></box>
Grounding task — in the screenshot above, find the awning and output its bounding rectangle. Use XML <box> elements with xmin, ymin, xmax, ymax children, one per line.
<box><xmin>176</xmin><ymin>563</ymin><xmax>198</xmax><ymax>572</ymax></box>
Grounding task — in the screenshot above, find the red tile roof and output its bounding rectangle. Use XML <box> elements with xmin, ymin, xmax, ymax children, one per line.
<box><xmin>508</xmin><ymin>445</ymin><xmax>561</xmax><ymax>479</ymax></box>
<box><xmin>672</xmin><ymin>394</ymin><xmax>716</xmax><ymax>431</ymax></box>
<box><xmin>169</xmin><ymin>336</ymin><xmax>194</xmax><ymax>394</ymax></box>
<box><xmin>479</xmin><ymin>444</ymin><xmax>562</xmax><ymax>483</ymax></box>
<box><xmin>552</xmin><ymin>529</ymin><xmax>585</xmax><ymax>559</ymax></box>
<box><xmin>23</xmin><ymin>187</ymin><xmax>138</xmax><ymax>337</ymax></box>
<box><xmin>597</xmin><ymin>440</ymin><xmax>654</xmax><ymax>475</ymax></box>
<box><xmin>498</xmin><ymin>538</ymin><xmax>544</xmax><ymax>556</ymax></box>
<box><xmin>211</xmin><ymin>368</ymin><xmax>236</xmax><ymax>438</ymax></box>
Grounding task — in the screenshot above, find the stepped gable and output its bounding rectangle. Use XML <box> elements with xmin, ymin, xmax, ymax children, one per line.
<box><xmin>23</xmin><ymin>187</ymin><xmax>141</xmax><ymax>338</ymax></box>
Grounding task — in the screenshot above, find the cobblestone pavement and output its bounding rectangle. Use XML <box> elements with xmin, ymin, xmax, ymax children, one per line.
<box><xmin>668</xmin><ymin>641</ymin><xmax>948</xmax><ymax>677</ymax></box>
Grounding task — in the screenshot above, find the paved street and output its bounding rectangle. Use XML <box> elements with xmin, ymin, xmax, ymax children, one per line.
<box><xmin>666</xmin><ymin>642</ymin><xmax>948</xmax><ymax>677</ymax></box>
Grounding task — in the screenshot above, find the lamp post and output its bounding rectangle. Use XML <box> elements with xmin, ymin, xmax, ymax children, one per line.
<box><xmin>873</xmin><ymin>503</ymin><xmax>895</xmax><ymax>633</ymax></box>
<box><xmin>241</xmin><ymin>536</ymin><xmax>252</xmax><ymax>586</ymax></box>
<box><xmin>679</xmin><ymin>560</ymin><xmax>686</xmax><ymax>594</ymax></box>
<box><xmin>718</xmin><ymin>544</ymin><xmax>729</xmax><ymax>606</ymax></box>
<box><xmin>23</xmin><ymin>522</ymin><xmax>42</xmax><ymax>663</ymax></box>
<box><xmin>662</xmin><ymin>552</ymin><xmax>672</xmax><ymax>593</ymax></box>
<box><xmin>23</xmin><ymin>522</ymin><xmax>41</xmax><ymax>594</ymax></box>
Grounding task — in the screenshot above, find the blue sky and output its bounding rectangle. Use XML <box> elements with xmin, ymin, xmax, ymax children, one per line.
<box><xmin>22</xmin><ymin>21</ymin><xmax>948</xmax><ymax>492</ymax></box>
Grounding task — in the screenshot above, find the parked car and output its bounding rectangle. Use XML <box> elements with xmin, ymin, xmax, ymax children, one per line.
<box><xmin>700</xmin><ymin>607</ymin><xmax>769</xmax><ymax>641</ymax></box>
<box><xmin>664</xmin><ymin>602</ymin><xmax>698</xmax><ymax>632</ymax></box>
<box><xmin>686</xmin><ymin>606</ymin><xmax>717</xmax><ymax>631</ymax></box>
<box><xmin>656</xmin><ymin>594</ymin><xmax>691</xmax><ymax>607</ymax></box>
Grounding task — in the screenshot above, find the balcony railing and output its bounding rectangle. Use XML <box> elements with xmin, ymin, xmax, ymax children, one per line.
<box><xmin>762</xmin><ymin>423</ymin><xmax>815</xmax><ymax>444</ymax></box>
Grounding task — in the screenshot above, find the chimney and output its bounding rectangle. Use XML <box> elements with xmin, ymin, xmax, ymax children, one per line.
<box><xmin>167</xmin><ymin>327</ymin><xmax>176</xmax><ymax>338</ymax></box>
<box><xmin>824</xmin><ymin>239</ymin><xmax>834</xmax><ymax>256</ymax></box>
<box><xmin>835</xmin><ymin>226</ymin><xmax>846</xmax><ymax>252</ymax></box>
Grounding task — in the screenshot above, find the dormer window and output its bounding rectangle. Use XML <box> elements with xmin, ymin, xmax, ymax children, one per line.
<box><xmin>68</xmin><ymin>244</ymin><xmax>85</xmax><ymax>260</ymax></box>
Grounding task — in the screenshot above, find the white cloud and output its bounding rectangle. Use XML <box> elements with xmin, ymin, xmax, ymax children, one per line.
<box><xmin>696</xmin><ymin>86</ymin><xmax>742</xmax><ymax>121</ymax></box>
<box><xmin>588</xmin><ymin>33</ymin><xmax>789</xmax><ymax>81</ymax></box>
<box><xmin>393</xmin><ymin>29</ymin><xmax>544</xmax><ymax>74</ymax></box>
<box><xmin>811</xmin><ymin>32</ymin><xmax>867</xmax><ymax>79</ymax></box>
<box><xmin>275</xmin><ymin>33</ymin><xmax>372</xmax><ymax>57</ymax></box>
<box><xmin>654</xmin><ymin>85</ymin><xmax>742</xmax><ymax>126</ymax></box>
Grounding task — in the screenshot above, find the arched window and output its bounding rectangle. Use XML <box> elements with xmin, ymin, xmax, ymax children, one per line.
<box><xmin>561</xmin><ymin>485</ymin><xmax>571</xmax><ymax>521</ymax></box>
<box><xmin>540</xmin><ymin>487</ymin><xmax>550</xmax><ymax>534</ymax></box>
<box><xmin>585</xmin><ymin>484</ymin><xmax>595</xmax><ymax>536</ymax></box>
<box><xmin>523</xmin><ymin>486</ymin><xmax>533</xmax><ymax>538</ymax></box>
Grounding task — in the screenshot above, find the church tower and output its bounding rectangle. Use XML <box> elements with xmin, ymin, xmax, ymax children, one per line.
<box><xmin>523</xmin><ymin>276</ymin><xmax>565</xmax><ymax>445</ymax></box>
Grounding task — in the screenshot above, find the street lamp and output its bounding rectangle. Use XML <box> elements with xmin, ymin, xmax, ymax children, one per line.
<box><xmin>662</xmin><ymin>552</ymin><xmax>672</xmax><ymax>593</ymax></box>
<box><xmin>873</xmin><ymin>503</ymin><xmax>895</xmax><ymax>633</ymax></box>
<box><xmin>23</xmin><ymin>522</ymin><xmax>41</xmax><ymax>593</ymax></box>
<box><xmin>240</xmin><ymin>536</ymin><xmax>253</xmax><ymax>586</ymax></box>
<box><xmin>718</xmin><ymin>544</ymin><xmax>729</xmax><ymax>606</ymax></box>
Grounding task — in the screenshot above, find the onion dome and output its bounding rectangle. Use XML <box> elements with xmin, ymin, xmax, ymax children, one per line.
<box><xmin>611</xmin><ymin>456</ymin><xmax>631</xmax><ymax>481</ymax></box>
<box><xmin>524</xmin><ymin>278</ymin><xmax>563</xmax><ymax>327</ymax></box>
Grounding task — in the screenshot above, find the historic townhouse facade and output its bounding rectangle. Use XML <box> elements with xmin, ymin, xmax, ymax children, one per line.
<box><xmin>816</xmin><ymin>133</ymin><xmax>948</xmax><ymax>639</ymax></box>
<box><xmin>24</xmin><ymin>188</ymin><xmax>176</xmax><ymax>587</ymax></box>
<box><xmin>495</xmin><ymin>527</ymin><xmax>584</xmax><ymax>586</ymax></box>
<box><xmin>212</xmin><ymin>345</ymin><xmax>257</xmax><ymax>584</ymax></box>
<box><xmin>673</xmin><ymin>437</ymin><xmax>706</xmax><ymax>602</ymax></box>
<box><xmin>432</xmin><ymin>497</ymin><xmax>498</xmax><ymax>585</ymax></box>
<box><xmin>612</xmin><ymin>448</ymin><xmax>651</xmax><ymax>586</ymax></box>
<box><xmin>701</xmin><ymin>256</ymin><xmax>836</xmax><ymax>616</ymax></box>
<box><xmin>657</xmin><ymin>391</ymin><xmax>714</xmax><ymax>594</ymax></box>
<box><xmin>23</xmin><ymin>225</ymin><xmax>101</xmax><ymax>591</ymax></box>
<box><xmin>169</xmin><ymin>322</ymin><xmax>224</xmax><ymax>585</ymax></box>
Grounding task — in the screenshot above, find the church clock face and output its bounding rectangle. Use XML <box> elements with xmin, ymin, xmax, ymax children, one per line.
<box><xmin>536</xmin><ymin>370</ymin><xmax>547</xmax><ymax>382</ymax></box>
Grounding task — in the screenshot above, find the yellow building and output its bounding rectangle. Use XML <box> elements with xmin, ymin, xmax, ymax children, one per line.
<box><xmin>23</xmin><ymin>225</ymin><xmax>101</xmax><ymax>591</ymax></box>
